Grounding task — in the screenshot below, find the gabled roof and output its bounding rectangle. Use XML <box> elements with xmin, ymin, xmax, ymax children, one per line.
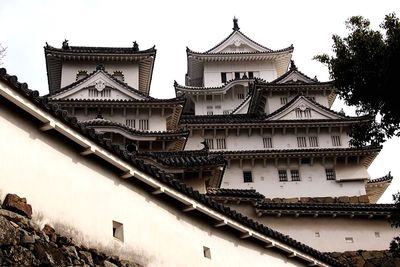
<box><xmin>0</xmin><ymin>67</ymin><xmax>343</xmax><ymax>266</ymax></box>
<box><xmin>44</xmin><ymin>41</ymin><xmax>156</xmax><ymax>95</ymax></box>
<box><xmin>271</xmin><ymin>60</ymin><xmax>319</xmax><ymax>84</ymax></box>
<box><xmin>266</xmin><ymin>95</ymin><xmax>346</xmax><ymax>121</ymax></box>
<box><xmin>47</xmin><ymin>66</ymin><xmax>149</xmax><ymax>101</ymax></box>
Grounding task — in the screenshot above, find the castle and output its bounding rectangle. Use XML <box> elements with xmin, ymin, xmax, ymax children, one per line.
<box><xmin>0</xmin><ymin>18</ymin><xmax>397</xmax><ymax>266</ymax></box>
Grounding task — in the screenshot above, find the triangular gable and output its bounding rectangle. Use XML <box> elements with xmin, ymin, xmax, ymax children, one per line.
<box><xmin>267</xmin><ymin>96</ymin><xmax>345</xmax><ymax>121</ymax></box>
<box><xmin>49</xmin><ymin>71</ymin><xmax>146</xmax><ymax>101</ymax></box>
<box><xmin>276</xmin><ymin>70</ymin><xmax>316</xmax><ymax>84</ymax></box>
<box><xmin>207</xmin><ymin>31</ymin><xmax>271</xmax><ymax>54</ymax></box>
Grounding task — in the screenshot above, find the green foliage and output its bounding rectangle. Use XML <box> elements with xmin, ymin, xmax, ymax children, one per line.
<box><xmin>315</xmin><ymin>13</ymin><xmax>400</xmax><ymax>147</ymax></box>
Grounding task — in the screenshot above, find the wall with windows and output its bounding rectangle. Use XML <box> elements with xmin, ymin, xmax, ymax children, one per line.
<box><xmin>257</xmin><ymin>217</ymin><xmax>398</xmax><ymax>252</ymax></box>
<box><xmin>185</xmin><ymin>128</ymin><xmax>351</xmax><ymax>151</ymax></box>
<box><xmin>61</xmin><ymin>62</ymin><xmax>139</xmax><ymax>90</ymax></box>
<box><xmin>192</xmin><ymin>85</ymin><xmax>250</xmax><ymax>115</ymax></box>
<box><xmin>203</xmin><ymin>61</ymin><xmax>276</xmax><ymax>87</ymax></box>
<box><xmin>220</xmin><ymin>160</ymin><xmax>367</xmax><ymax>198</ymax></box>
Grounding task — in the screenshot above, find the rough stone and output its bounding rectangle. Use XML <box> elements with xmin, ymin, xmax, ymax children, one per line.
<box><xmin>337</xmin><ymin>196</ymin><xmax>350</xmax><ymax>203</ymax></box>
<box><xmin>359</xmin><ymin>195</ymin><xmax>370</xmax><ymax>203</ymax></box>
<box><xmin>80</xmin><ymin>250</ymin><xmax>94</xmax><ymax>266</ymax></box>
<box><xmin>3</xmin><ymin>194</ymin><xmax>32</xmax><ymax>218</ymax></box>
<box><xmin>0</xmin><ymin>216</ymin><xmax>20</xmax><ymax>245</ymax></box>
<box><xmin>349</xmin><ymin>196</ymin><xmax>359</xmax><ymax>203</ymax></box>
<box><xmin>103</xmin><ymin>260</ymin><xmax>118</xmax><ymax>267</ymax></box>
<box><xmin>64</xmin><ymin>245</ymin><xmax>79</xmax><ymax>259</ymax></box>
<box><xmin>20</xmin><ymin>228</ymin><xmax>35</xmax><ymax>244</ymax></box>
<box><xmin>284</xmin><ymin>197</ymin><xmax>299</xmax><ymax>203</ymax></box>
<box><xmin>42</xmin><ymin>224</ymin><xmax>57</xmax><ymax>242</ymax></box>
<box><xmin>299</xmin><ymin>197</ymin><xmax>311</xmax><ymax>203</ymax></box>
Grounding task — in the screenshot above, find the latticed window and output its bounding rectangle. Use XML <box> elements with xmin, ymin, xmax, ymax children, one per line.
<box><xmin>278</xmin><ymin>170</ymin><xmax>288</xmax><ymax>182</ymax></box>
<box><xmin>223</xmin><ymin>110</ymin><xmax>231</xmax><ymax>115</ymax></box>
<box><xmin>126</xmin><ymin>119</ymin><xmax>135</xmax><ymax>128</ymax></box>
<box><xmin>204</xmin><ymin>139</ymin><xmax>214</xmax><ymax>149</ymax></box>
<box><xmin>280</xmin><ymin>97</ymin><xmax>288</xmax><ymax>105</ymax></box>
<box><xmin>216</xmin><ymin>138</ymin><xmax>226</xmax><ymax>149</ymax></box>
<box><xmin>297</xmin><ymin>137</ymin><xmax>307</xmax><ymax>147</ymax></box>
<box><xmin>139</xmin><ymin>119</ymin><xmax>149</xmax><ymax>130</ymax></box>
<box><xmin>207</xmin><ymin>111</ymin><xmax>213</xmax><ymax>115</ymax></box>
<box><xmin>326</xmin><ymin>169</ymin><xmax>336</xmax><ymax>180</ymax></box>
<box><xmin>309</xmin><ymin>136</ymin><xmax>319</xmax><ymax>147</ymax></box>
<box><xmin>88</xmin><ymin>88</ymin><xmax>111</xmax><ymax>98</ymax></box>
<box><xmin>237</xmin><ymin>93</ymin><xmax>245</xmax><ymax>99</ymax></box>
<box><xmin>291</xmin><ymin>170</ymin><xmax>301</xmax><ymax>181</ymax></box>
<box><xmin>263</xmin><ymin>137</ymin><xmax>272</xmax><ymax>148</ymax></box>
<box><xmin>243</xmin><ymin>171</ymin><xmax>253</xmax><ymax>183</ymax></box>
<box><xmin>332</xmin><ymin>135</ymin><xmax>341</xmax><ymax>146</ymax></box>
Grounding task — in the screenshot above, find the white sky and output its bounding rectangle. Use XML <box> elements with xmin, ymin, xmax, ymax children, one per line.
<box><xmin>1</xmin><ymin>0</ymin><xmax>399</xmax><ymax>203</ymax></box>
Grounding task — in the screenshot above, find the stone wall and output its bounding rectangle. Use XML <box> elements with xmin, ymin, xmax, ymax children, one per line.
<box><xmin>329</xmin><ymin>250</ymin><xmax>400</xmax><ymax>267</ymax></box>
<box><xmin>0</xmin><ymin>194</ymin><xmax>140</xmax><ymax>267</ymax></box>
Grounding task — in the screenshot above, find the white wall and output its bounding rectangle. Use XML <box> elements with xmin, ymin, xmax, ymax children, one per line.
<box><xmin>61</xmin><ymin>62</ymin><xmax>139</xmax><ymax>89</ymax></box>
<box><xmin>266</xmin><ymin>94</ymin><xmax>329</xmax><ymax>115</ymax></box>
<box><xmin>0</xmin><ymin>98</ymin><xmax>304</xmax><ymax>267</ymax></box>
<box><xmin>258</xmin><ymin>217</ymin><xmax>399</xmax><ymax>252</ymax></box>
<box><xmin>221</xmin><ymin>160</ymin><xmax>367</xmax><ymax>198</ymax></box>
<box><xmin>203</xmin><ymin>61</ymin><xmax>277</xmax><ymax>87</ymax></box>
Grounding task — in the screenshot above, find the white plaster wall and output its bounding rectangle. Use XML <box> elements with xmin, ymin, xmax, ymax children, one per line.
<box><xmin>0</xmin><ymin>100</ymin><xmax>303</xmax><ymax>267</ymax></box>
<box><xmin>193</xmin><ymin>86</ymin><xmax>249</xmax><ymax>115</ymax></box>
<box><xmin>203</xmin><ymin>61</ymin><xmax>277</xmax><ymax>87</ymax></box>
<box><xmin>221</xmin><ymin>161</ymin><xmax>367</xmax><ymax>198</ymax></box>
<box><xmin>185</xmin><ymin>129</ymin><xmax>351</xmax><ymax>151</ymax></box>
<box><xmin>66</xmin><ymin>88</ymin><xmax>133</xmax><ymax>101</ymax></box>
<box><xmin>72</xmin><ymin>108</ymin><xmax>166</xmax><ymax>131</ymax></box>
<box><xmin>61</xmin><ymin>62</ymin><xmax>139</xmax><ymax>89</ymax></box>
<box><xmin>258</xmin><ymin>217</ymin><xmax>399</xmax><ymax>252</ymax></box>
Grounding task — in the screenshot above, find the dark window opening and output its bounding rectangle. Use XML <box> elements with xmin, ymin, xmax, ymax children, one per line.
<box><xmin>221</xmin><ymin>73</ymin><xmax>227</xmax><ymax>83</ymax></box>
<box><xmin>243</xmin><ymin>171</ymin><xmax>253</xmax><ymax>183</ymax></box>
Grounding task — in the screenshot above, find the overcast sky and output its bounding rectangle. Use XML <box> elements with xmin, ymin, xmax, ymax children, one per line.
<box><xmin>1</xmin><ymin>0</ymin><xmax>399</xmax><ymax>202</ymax></box>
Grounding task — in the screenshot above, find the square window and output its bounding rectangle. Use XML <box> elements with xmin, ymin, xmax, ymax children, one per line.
<box><xmin>297</xmin><ymin>137</ymin><xmax>307</xmax><ymax>147</ymax></box>
<box><xmin>315</xmin><ymin>232</ymin><xmax>320</xmax><ymax>237</ymax></box>
<box><xmin>126</xmin><ymin>119</ymin><xmax>135</xmax><ymax>128</ymax></box>
<box><xmin>248</xmin><ymin>72</ymin><xmax>254</xmax><ymax>79</ymax></box>
<box><xmin>375</xmin><ymin>232</ymin><xmax>380</xmax><ymax>238</ymax></box>
<box><xmin>243</xmin><ymin>171</ymin><xmax>253</xmax><ymax>183</ymax></box>
<box><xmin>278</xmin><ymin>170</ymin><xmax>288</xmax><ymax>182</ymax></box>
<box><xmin>112</xmin><ymin>221</ymin><xmax>124</xmax><ymax>242</ymax></box>
<box><xmin>235</xmin><ymin>72</ymin><xmax>241</xmax><ymax>79</ymax></box>
<box><xmin>326</xmin><ymin>169</ymin><xmax>336</xmax><ymax>180</ymax></box>
<box><xmin>203</xmin><ymin>246</ymin><xmax>211</xmax><ymax>259</ymax></box>
<box><xmin>139</xmin><ymin>119</ymin><xmax>149</xmax><ymax>130</ymax></box>
<box><xmin>290</xmin><ymin>170</ymin><xmax>301</xmax><ymax>181</ymax></box>
<box><xmin>309</xmin><ymin>136</ymin><xmax>319</xmax><ymax>147</ymax></box>
<box><xmin>216</xmin><ymin>138</ymin><xmax>226</xmax><ymax>149</ymax></box>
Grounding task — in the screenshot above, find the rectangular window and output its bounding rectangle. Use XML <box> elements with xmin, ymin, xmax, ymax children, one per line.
<box><xmin>375</xmin><ymin>232</ymin><xmax>380</xmax><ymax>238</ymax></box>
<box><xmin>112</xmin><ymin>221</ymin><xmax>124</xmax><ymax>242</ymax></box>
<box><xmin>309</xmin><ymin>136</ymin><xmax>319</xmax><ymax>147</ymax></box>
<box><xmin>203</xmin><ymin>246</ymin><xmax>211</xmax><ymax>259</ymax></box>
<box><xmin>237</xmin><ymin>93</ymin><xmax>245</xmax><ymax>99</ymax></box>
<box><xmin>126</xmin><ymin>119</ymin><xmax>135</xmax><ymax>128</ymax></box>
<box><xmin>243</xmin><ymin>171</ymin><xmax>253</xmax><ymax>183</ymax></box>
<box><xmin>297</xmin><ymin>137</ymin><xmax>307</xmax><ymax>147</ymax></box>
<box><xmin>290</xmin><ymin>170</ymin><xmax>301</xmax><ymax>181</ymax></box>
<box><xmin>216</xmin><ymin>138</ymin><xmax>226</xmax><ymax>149</ymax></box>
<box><xmin>221</xmin><ymin>72</ymin><xmax>227</xmax><ymax>83</ymax></box>
<box><xmin>263</xmin><ymin>137</ymin><xmax>272</xmax><ymax>148</ymax></box>
<box><xmin>325</xmin><ymin>169</ymin><xmax>336</xmax><ymax>180</ymax></box>
<box><xmin>248</xmin><ymin>71</ymin><xmax>254</xmax><ymax>79</ymax></box>
<box><xmin>215</xmin><ymin>105</ymin><xmax>221</xmax><ymax>109</ymax></box>
<box><xmin>280</xmin><ymin>97</ymin><xmax>288</xmax><ymax>105</ymax></box>
<box><xmin>204</xmin><ymin>139</ymin><xmax>214</xmax><ymax>149</ymax></box>
<box><xmin>278</xmin><ymin>170</ymin><xmax>288</xmax><ymax>182</ymax></box>
<box><xmin>235</xmin><ymin>72</ymin><xmax>241</xmax><ymax>79</ymax></box>
<box><xmin>139</xmin><ymin>119</ymin><xmax>149</xmax><ymax>130</ymax></box>
<box><xmin>207</xmin><ymin>111</ymin><xmax>213</xmax><ymax>115</ymax></box>
<box><xmin>332</xmin><ymin>135</ymin><xmax>341</xmax><ymax>146</ymax></box>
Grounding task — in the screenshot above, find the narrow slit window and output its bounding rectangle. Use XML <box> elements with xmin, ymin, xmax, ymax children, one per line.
<box><xmin>112</xmin><ymin>221</ymin><xmax>124</xmax><ymax>242</ymax></box>
<box><xmin>221</xmin><ymin>72</ymin><xmax>227</xmax><ymax>83</ymax></box>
